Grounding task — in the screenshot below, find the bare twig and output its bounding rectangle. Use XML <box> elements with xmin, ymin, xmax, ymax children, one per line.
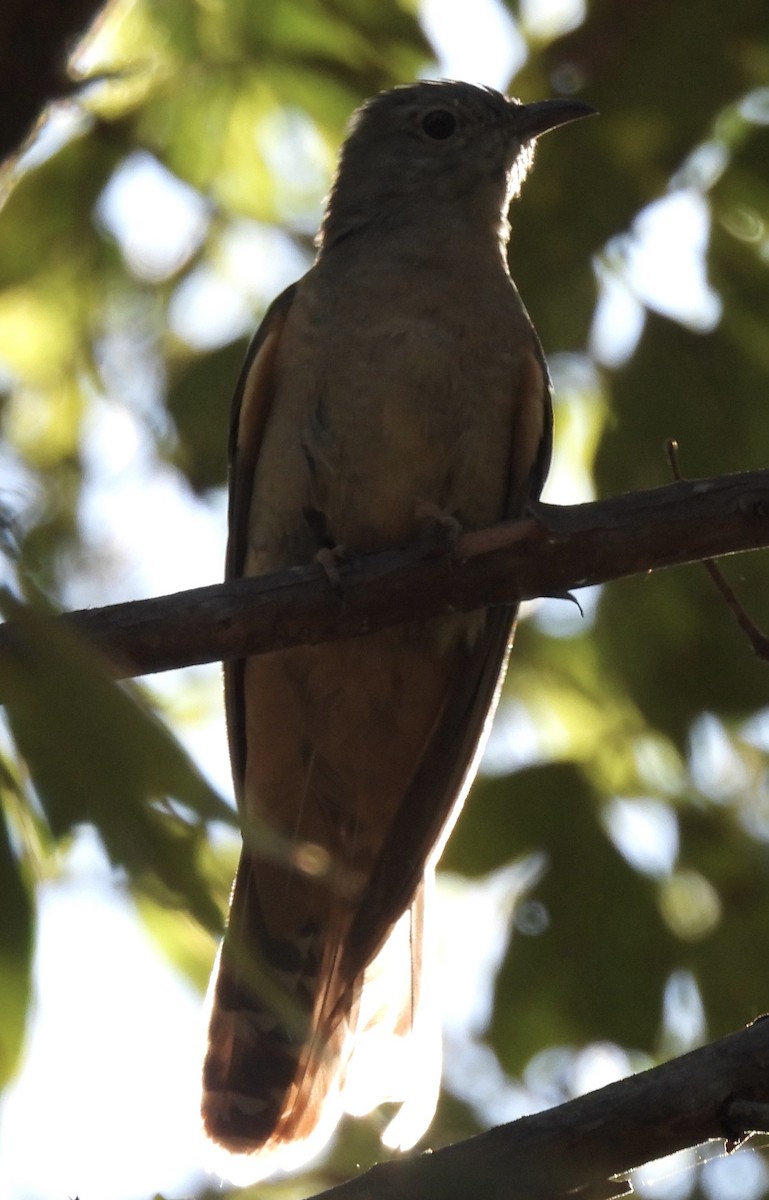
<box><xmin>666</xmin><ymin>445</ymin><xmax>769</xmax><ymax>661</ymax></box>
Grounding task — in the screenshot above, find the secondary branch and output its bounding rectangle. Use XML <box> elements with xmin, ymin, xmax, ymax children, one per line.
<box><xmin>307</xmin><ymin>1018</ymin><xmax>769</xmax><ymax>1200</ymax></box>
<box><xmin>2</xmin><ymin>469</ymin><xmax>769</xmax><ymax>680</ymax></box>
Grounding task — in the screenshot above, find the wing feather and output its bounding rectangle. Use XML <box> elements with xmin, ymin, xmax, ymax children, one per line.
<box><xmin>224</xmin><ymin>283</ymin><xmax>297</xmax><ymax>790</ymax></box>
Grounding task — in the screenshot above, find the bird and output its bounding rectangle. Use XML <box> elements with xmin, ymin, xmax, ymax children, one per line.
<box><xmin>202</xmin><ymin>78</ymin><xmax>594</xmax><ymax>1180</ymax></box>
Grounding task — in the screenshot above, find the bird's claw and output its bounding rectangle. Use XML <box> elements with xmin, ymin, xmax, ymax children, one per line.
<box><xmin>315</xmin><ymin>544</ymin><xmax>347</xmax><ymax>590</ymax></box>
<box><xmin>414</xmin><ymin>501</ymin><xmax>462</xmax><ymax>557</ymax></box>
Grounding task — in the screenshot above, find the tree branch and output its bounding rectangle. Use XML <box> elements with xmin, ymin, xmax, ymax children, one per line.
<box><xmin>0</xmin><ymin>0</ymin><xmax>108</xmax><ymax>167</ymax></box>
<box><xmin>2</xmin><ymin>469</ymin><xmax>769</xmax><ymax>681</ymax></box>
<box><xmin>307</xmin><ymin>1018</ymin><xmax>769</xmax><ymax>1200</ymax></box>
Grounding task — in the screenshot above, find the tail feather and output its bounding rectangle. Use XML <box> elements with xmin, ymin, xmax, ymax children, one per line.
<box><xmin>202</xmin><ymin>623</ymin><xmax>497</xmax><ymax>1179</ymax></box>
<box><xmin>202</xmin><ymin>853</ymin><xmax>356</xmax><ymax>1156</ymax></box>
<box><xmin>202</xmin><ymin>859</ymin><xmax>439</xmax><ymax>1178</ymax></box>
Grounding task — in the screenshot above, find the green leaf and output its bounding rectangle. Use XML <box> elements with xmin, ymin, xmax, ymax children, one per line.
<box><xmin>0</xmin><ymin>782</ymin><xmax>34</xmax><ymax>1087</ymax></box>
<box><xmin>675</xmin><ymin>801</ymin><xmax>769</xmax><ymax>1036</ymax></box>
<box><xmin>457</xmin><ymin>763</ymin><xmax>675</xmax><ymax>1070</ymax></box>
<box><xmin>0</xmin><ymin>590</ymin><xmax>233</xmax><ymax>932</ymax></box>
<box><xmin>134</xmin><ymin>836</ymin><xmax>239</xmax><ymax>992</ymax></box>
<box><xmin>166</xmin><ymin>338</ymin><xmax>247</xmax><ymax>492</ymax></box>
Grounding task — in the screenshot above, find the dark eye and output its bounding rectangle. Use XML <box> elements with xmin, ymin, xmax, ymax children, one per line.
<box><xmin>421</xmin><ymin>109</ymin><xmax>457</xmax><ymax>140</ymax></box>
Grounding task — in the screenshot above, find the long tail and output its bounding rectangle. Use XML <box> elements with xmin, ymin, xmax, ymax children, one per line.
<box><xmin>202</xmin><ymin>852</ymin><xmax>354</xmax><ymax>1155</ymax></box>
<box><xmin>202</xmin><ymin>857</ymin><xmax>438</xmax><ymax>1179</ymax></box>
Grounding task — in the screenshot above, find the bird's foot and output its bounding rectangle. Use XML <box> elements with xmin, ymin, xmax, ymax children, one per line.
<box><xmin>546</xmin><ymin>589</ymin><xmax>584</xmax><ymax>615</ymax></box>
<box><xmin>413</xmin><ymin>501</ymin><xmax>462</xmax><ymax>557</ymax></box>
<box><xmin>315</xmin><ymin>544</ymin><xmax>347</xmax><ymax>590</ymax></box>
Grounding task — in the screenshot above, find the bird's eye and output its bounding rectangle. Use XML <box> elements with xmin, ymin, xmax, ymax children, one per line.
<box><xmin>420</xmin><ymin>109</ymin><xmax>457</xmax><ymax>140</ymax></box>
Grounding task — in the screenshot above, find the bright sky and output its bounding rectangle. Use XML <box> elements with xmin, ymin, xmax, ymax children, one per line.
<box><xmin>0</xmin><ymin>1</ymin><xmax>742</xmax><ymax>1198</ymax></box>
<box><xmin>0</xmin><ymin>832</ymin><xmax>209</xmax><ymax>1200</ymax></box>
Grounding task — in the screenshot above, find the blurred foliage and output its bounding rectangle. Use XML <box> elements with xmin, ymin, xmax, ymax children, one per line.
<box><xmin>0</xmin><ymin>589</ymin><xmax>233</xmax><ymax>925</ymax></box>
<box><xmin>0</xmin><ymin>754</ymin><xmax>33</xmax><ymax>1088</ymax></box>
<box><xmin>1</xmin><ymin>0</ymin><xmax>769</xmax><ymax>1198</ymax></box>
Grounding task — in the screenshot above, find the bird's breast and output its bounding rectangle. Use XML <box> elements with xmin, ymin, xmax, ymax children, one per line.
<box><xmin>245</xmin><ymin>253</ymin><xmax>539</xmax><ymax>571</ymax></box>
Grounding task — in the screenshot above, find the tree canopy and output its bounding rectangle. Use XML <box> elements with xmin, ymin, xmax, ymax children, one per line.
<box><xmin>1</xmin><ymin>1</ymin><xmax>769</xmax><ymax>1197</ymax></box>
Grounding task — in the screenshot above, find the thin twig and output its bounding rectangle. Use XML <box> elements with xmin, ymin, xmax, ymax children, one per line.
<box><xmin>666</xmin><ymin>442</ymin><xmax>769</xmax><ymax>661</ymax></box>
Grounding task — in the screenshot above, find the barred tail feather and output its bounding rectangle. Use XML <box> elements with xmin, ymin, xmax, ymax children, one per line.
<box><xmin>201</xmin><ymin>855</ymin><xmax>356</xmax><ymax>1178</ymax></box>
<box><xmin>202</xmin><ymin>961</ymin><xmax>354</xmax><ymax>1182</ymax></box>
<box><xmin>202</xmin><ymin>862</ymin><xmax>440</xmax><ymax>1182</ymax></box>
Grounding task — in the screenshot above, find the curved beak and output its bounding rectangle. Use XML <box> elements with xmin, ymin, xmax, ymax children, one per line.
<box><xmin>513</xmin><ymin>97</ymin><xmax>597</xmax><ymax>141</ymax></box>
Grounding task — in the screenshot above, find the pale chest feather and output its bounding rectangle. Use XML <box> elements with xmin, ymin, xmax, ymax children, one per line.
<box><xmin>245</xmin><ymin>248</ymin><xmax>546</xmax><ymax>569</ymax></box>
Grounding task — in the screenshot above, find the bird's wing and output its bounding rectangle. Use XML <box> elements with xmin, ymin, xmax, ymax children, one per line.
<box><xmin>224</xmin><ymin>282</ymin><xmax>298</xmax><ymax>790</ymax></box>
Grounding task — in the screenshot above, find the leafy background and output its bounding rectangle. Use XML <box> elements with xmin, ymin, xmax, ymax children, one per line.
<box><xmin>1</xmin><ymin>0</ymin><xmax>769</xmax><ymax>1197</ymax></box>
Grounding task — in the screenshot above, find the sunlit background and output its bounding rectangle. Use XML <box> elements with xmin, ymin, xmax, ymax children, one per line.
<box><xmin>1</xmin><ymin>0</ymin><xmax>769</xmax><ymax>1197</ymax></box>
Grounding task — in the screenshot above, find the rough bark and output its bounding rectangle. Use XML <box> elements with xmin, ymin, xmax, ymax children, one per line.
<box><xmin>307</xmin><ymin>1019</ymin><xmax>769</xmax><ymax>1200</ymax></box>
<box><xmin>0</xmin><ymin>468</ymin><xmax>766</xmax><ymax>682</ymax></box>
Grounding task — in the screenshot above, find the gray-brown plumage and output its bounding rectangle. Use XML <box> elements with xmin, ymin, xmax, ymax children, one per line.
<box><xmin>202</xmin><ymin>79</ymin><xmax>593</xmax><ymax>1179</ymax></box>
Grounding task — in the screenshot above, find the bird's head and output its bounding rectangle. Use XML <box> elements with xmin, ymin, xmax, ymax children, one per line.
<box><xmin>318</xmin><ymin>79</ymin><xmax>595</xmax><ymax>250</ymax></box>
